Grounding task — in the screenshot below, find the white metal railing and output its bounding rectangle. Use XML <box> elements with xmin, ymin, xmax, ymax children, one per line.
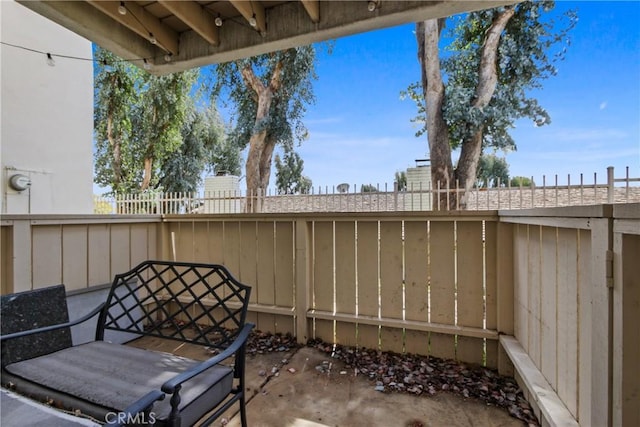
<box><xmin>94</xmin><ymin>166</ymin><xmax>640</xmax><ymax>214</ymax></box>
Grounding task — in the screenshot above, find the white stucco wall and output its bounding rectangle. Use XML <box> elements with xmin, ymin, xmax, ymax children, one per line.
<box><xmin>0</xmin><ymin>0</ymin><xmax>93</xmax><ymax>214</ymax></box>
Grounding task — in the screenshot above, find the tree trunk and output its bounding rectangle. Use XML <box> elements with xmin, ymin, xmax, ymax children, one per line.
<box><xmin>417</xmin><ymin>19</ymin><xmax>454</xmax><ymax>210</ymax></box>
<box><xmin>241</xmin><ymin>61</ymin><xmax>283</xmax><ymax>212</ymax></box>
<box><xmin>140</xmin><ymin>156</ymin><xmax>153</xmax><ymax>191</ymax></box>
<box><xmin>106</xmin><ymin>112</ymin><xmax>122</xmax><ymax>192</ymax></box>
<box><xmin>453</xmin><ymin>7</ymin><xmax>515</xmax><ymax>209</ymax></box>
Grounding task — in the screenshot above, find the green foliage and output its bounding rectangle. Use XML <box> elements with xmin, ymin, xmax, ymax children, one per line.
<box><xmin>274</xmin><ymin>148</ymin><xmax>312</xmax><ymax>194</ymax></box>
<box><xmin>394</xmin><ymin>171</ymin><xmax>407</xmax><ymax>191</ymax></box>
<box><xmin>159</xmin><ymin>104</ymin><xmax>236</xmax><ymax>193</ymax></box>
<box><xmin>403</xmin><ymin>1</ymin><xmax>577</xmax><ymax>151</ymax></box>
<box><xmin>361</xmin><ymin>184</ymin><xmax>378</xmax><ymax>193</ymax></box>
<box><xmin>510</xmin><ymin>176</ymin><xmax>535</xmax><ymax>187</ymax></box>
<box><xmin>94</xmin><ymin>47</ymin><xmax>234</xmax><ymax>195</ymax></box>
<box><xmin>93</xmin><ymin>48</ymin><xmax>140</xmax><ymax>193</ymax></box>
<box><xmin>476</xmin><ymin>153</ymin><xmax>510</xmax><ymax>187</ymax></box>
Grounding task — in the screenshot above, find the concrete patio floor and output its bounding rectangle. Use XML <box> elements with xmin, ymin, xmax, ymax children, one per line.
<box><xmin>131</xmin><ymin>337</ymin><xmax>525</xmax><ymax>427</ymax></box>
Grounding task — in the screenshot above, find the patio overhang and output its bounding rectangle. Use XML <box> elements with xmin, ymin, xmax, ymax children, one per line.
<box><xmin>17</xmin><ymin>0</ymin><xmax>516</xmax><ymax>74</ymax></box>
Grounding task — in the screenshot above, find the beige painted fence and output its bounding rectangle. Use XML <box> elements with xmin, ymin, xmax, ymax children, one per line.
<box><xmin>164</xmin><ymin>212</ymin><xmax>505</xmax><ymax>367</ymax></box>
<box><xmin>0</xmin><ymin>215</ymin><xmax>161</xmax><ymax>294</ymax></box>
<box><xmin>1</xmin><ymin>205</ymin><xmax>638</xmax><ymax>426</ymax></box>
<box><xmin>499</xmin><ymin>204</ymin><xmax>640</xmax><ymax>427</ymax></box>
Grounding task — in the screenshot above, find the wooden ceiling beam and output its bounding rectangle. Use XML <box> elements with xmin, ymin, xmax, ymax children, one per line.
<box><xmin>87</xmin><ymin>0</ymin><xmax>179</xmax><ymax>55</ymax></box>
<box><xmin>228</xmin><ymin>0</ymin><xmax>266</xmax><ymax>34</ymax></box>
<box><xmin>300</xmin><ymin>0</ymin><xmax>320</xmax><ymax>23</ymax></box>
<box><xmin>158</xmin><ymin>1</ymin><xmax>219</xmax><ymax>47</ymax></box>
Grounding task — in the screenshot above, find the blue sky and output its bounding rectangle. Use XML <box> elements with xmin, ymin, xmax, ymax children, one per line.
<box><xmin>258</xmin><ymin>1</ymin><xmax>640</xmax><ymax>191</ymax></box>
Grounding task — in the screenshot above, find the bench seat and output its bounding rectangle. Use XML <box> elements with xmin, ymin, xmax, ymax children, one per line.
<box><xmin>5</xmin><ymin>341</ymin><xmax>233</xmax><ymax>426</ymax></box>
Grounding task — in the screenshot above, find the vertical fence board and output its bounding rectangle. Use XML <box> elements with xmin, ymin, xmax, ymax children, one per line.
<box><xmin>206</xmin><ymin>222</ymin><xmax>224</xmax><ymax>263</ymax></box>
<box><xmin>457</xmin><ymin>337</ymin><xmax>485</xmax><ymax>365</ymax></box>
<box><xmin>173</xmin><ymin>222</ymin><xmax>193</xmax><ymax>261</ymax></box>
<box><xmin>381</xmin><ymin>327</ymin><xmax>404</xmax><ymax>353</ymax></box>
<box><xmin>485</xmin><ymin>221</ymin><xmax>498</xmax><ymax>331</ymax></box>
<box><xmin>556</xmin><ymin>227</ymin><xmax>579</xmax><ymax>418</ymax></box>
<box><xmin>313</xmin><ymin>222</ymin><xmax>334</xmax><ymax>342</ymax></box>
<box><xmin>274</xmin><ymin>221</ymin><xmax>294</xmax><ymax>308</ymax></box>
<box><xmin>274</xmin><ymin>314</ymin><xmax>294</xmax><ymax>336</ymax></box>
<box><xmin>62</xmin><ymin>225</ymin><xmax>88</xmax><ymax>292</ymax></box>
<box><xmin>190</xmin><ymin>222</ymin><xmax>209</xmax><ymax>263</ymax></box>
<box><xmin>456</xmin><ymin>221</ymin><xmax>485</xmax><ymax>363</ymax></box>
<box><xmin>429</xmin><ymin>221</ymin><xmax>455</xmax><ymax>359</ymax></box>
<box><xmin>1</xmin><ymin>226</ymin><xmax>13</xmax><ymax>294</ymax></box>
<box><xmin>404</xmin><ymin>221</ymin><xmax>430</xmax><ymax>357</ymax></box>
<box><xmin>404</xmin><ymin>221</ymin><xmax>428</xmax><ymax>323</ymax></box>
<box><xmin>577</xmin><ymin>228</ymin><xmax>593</xmax><ymax>425</ymax></box>
<box><xmin>335</xmin><ymin>221</ymin><xmax>356</xmax><ymax>345</ymax></box>
<box><xmin>540</xmin><ymin>227</ymin><xmax>558</xmax><ymax>390</ymax></box>
<box><xmin>513</xmin><ymin>224</ymin><xmax>529</xmax><ymax>351</ymax></box>
<box><xmin>404</xmin><ymin>330</ymin><xmax>429</xmax><ymax>356</ymax></box>
<box><xmin>257</xmin><ymin>222</ymin><xmax>276</xmax><ymax>304</ymax></box>
<box><xmin>110</xmin><ymin>224</ymin><xmax>131</xmax><ymax>277</ymax></box>
<box><xmin>527</xmin><ymin>225</ymin><xmax>542</xmax><ymax>368</ymax></box>
<box><xmin>222</xmin><ymin>222</ymin><xmax>241</xmax><ymax>281</ymax></box>
<box><xmin>239</xmin><ymin>222</ymin><xmax>258</xmax><ymax>307</ymax></box>
<box><xmin>380</xmin><ymin>221</ymin><xmax>403</xmax><ymax>319</ymax></box>
<box><xmin>130</xmin><ymin>224</ymin><xmax>150</xmax><ymax>266</ymax></box>
<box><xmin>485</xmin><ymin>340</ymin><xmax>498</xmax><ymax>369</ymax></box>
<box><xmin>613</xmin><ymin>230</ymin><xmax>640</xmax><ymax>427</ymax></box>
<box><xmin>32</xmin><ymin>225</ymin><xmax>62</xmax><ymax>289</ymax></box>
<box><xmin>380</xmin><ymin>221</ymin><xmax>404</xmax><ymax>353</ymax></box>
<box><xmin>88</xmin><ymin>224</ymin><xmax>111</xmax><ymax>286</ymax></box>
<box><xmin>336</xmin><ymin>322</ymin><xmax>358</xmax><ymax>347</ymax></box>
<box><xmin>357</xmin><ymin>221</ymin><xmax>379</xmax><ymax>349</ymax></box>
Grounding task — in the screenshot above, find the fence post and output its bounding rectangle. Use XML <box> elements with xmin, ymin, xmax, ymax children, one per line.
<box><xmin>496</xmin><ymin>221</ymin><xmax>515</xmax><ymax>376</ymax></box>
<box><xmin>581</xmin><ymin>214</ymin><xmax>614</xmax><ymax>426</ymax></box>
<box><xmin>607</xmin><ymin>166</ymin><xmax>615</xmax><ymax>203</ymax></box>
<box><xmin>295</xmin><ymin>219</ymin><xmax>312</xmax><ymax>344</ymax></box>
<box><xmin>9</xmin><ymin>220</ymin><xmax>32</xmax><ymax>293</ymax></box>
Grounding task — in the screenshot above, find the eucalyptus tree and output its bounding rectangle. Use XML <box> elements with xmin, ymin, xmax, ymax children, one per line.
<box><xmin>213</xmin><ymin>46</ymin><xmax>318</xmax><ymax>210</ymax></box>
<box><xmin>407</xmin><ymin>1</ymin><xmax>576</xmax><ymax>209</ymax></box>
<box><xmin>132</xmin><ymin>68</ymin><xmax>199</xmax><ymax>191</ymax></box>
<box><xmin>94</xmin><ymin>48</ymin><xmax>140</xmax><ymax>194</ymax></box>
<box><xmin>275</xmin><ymin>147</ymin><xmax>312</xmax><ymax>194</ymax></box>
<box><xmin>94</xmin><ymin>47</ymin><xmax>200</xmax><ymax>194</ymax></box>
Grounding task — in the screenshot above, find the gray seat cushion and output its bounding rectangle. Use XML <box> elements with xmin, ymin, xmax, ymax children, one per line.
<box><xmin>4</xmin><ymin>341</ymin><xmax>233</xmax><ymax>426</ymax></box>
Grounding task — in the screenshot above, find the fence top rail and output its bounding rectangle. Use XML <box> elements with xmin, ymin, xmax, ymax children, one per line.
<box><xmin>499</xmin><ymin>204</ymin><xmax>614</xmax><ymax>219</ymax></box>
<box><xmin>0</xmin><ymin>214</ymin><xmax>162</xmax><ymax>223</ymax></box>
<box><xmin>612</xmin><ymin>203</ymin><xmax>640</xmax><ymax>219</ymax></box>
<box><xmin>162</xmin><ymin>210</ymin><xmax>500</xmax><ymax>222</ymax></box>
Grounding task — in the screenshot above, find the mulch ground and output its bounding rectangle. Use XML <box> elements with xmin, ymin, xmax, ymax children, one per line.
<box><xmin>245</xmin><ymin>330</ymin><xmax>538</xmax><ymax>426</ymax></box>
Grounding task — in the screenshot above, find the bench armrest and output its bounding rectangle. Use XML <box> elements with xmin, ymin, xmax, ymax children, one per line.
<box><xmin>104</xmin><ymin>390</ymin><xmax>166</xmax><ymax>426</ymax></box>
<box><xmin>0</xmin><ymin>303</ymin><xmax>105</xmax><ymax>342</ymax></box>
<box><xmin>161</xmin><ymin>323</ymin><xmax>254</xmax><ymax>394</ymax></box>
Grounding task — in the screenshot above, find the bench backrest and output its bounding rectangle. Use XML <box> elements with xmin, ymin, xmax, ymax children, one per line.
<box><xmin>1</xmin><ymin>284</ymin><xmax>73</xmax><ymax>367</ymax></box>
<box><xmin>96</xmin><ymin>260</ymin><xmax>251</xmax><ymax>349</ymax></box>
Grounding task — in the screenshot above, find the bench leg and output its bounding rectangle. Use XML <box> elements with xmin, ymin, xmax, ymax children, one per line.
<box><xmin>240</xmin><ymin>394</ymin><xmax>248</xmax><ymax>427</ymax></box>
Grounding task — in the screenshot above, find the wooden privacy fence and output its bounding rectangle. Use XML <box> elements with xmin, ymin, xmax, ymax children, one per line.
<box><xmin>499</xmin><ymin>204</ymin><xmax>640</xmax><ymax>427</ymax></box>
<box><xmin>2</xmin><ymin>205</ymin><xmax>638</xmax><ymax>426</ymax></box>
<box><xmin>1</xmin><ymin>212</ymin><xmax>508</xmax><ymax>370</ymax></box>
<box><xmin>166</xmin><ymin>212</ymin><xmax>505</xmax><ymax>367</ymax></box>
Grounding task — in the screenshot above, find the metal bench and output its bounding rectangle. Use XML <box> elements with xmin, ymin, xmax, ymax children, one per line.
<box><xmin>1</xmin><ymin>260</ymin><xmax>254</xmax><ymax>427</ymax></box>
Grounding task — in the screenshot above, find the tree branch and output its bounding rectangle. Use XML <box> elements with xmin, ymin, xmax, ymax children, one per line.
<box><xmin>268</xmin><ymin>59</ymin><xmax>284</xmax><ymax>93</ymax></box>
<box><xmin>240</xmin><ymin>64</ymin><xmax>265</xmax><ymax>96</ymax></box>
<box><xmin>474</xmin><ymin>6</ymin><xmax>515</xmax><ymax>107</ymax></box>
